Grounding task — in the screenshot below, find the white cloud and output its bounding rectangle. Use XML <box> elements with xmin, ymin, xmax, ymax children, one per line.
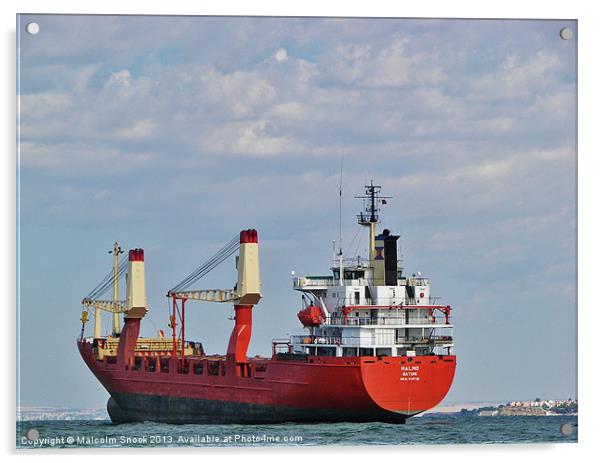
<box><xmin>17</xmin><ymin>20</ymin><xmax>576</xmax><ymax>203</ymax></box>
<box><xmin>274</xmin><ymin>48</ymin><xmax>288</xmax><ymax>62</ymax></box>
<box><xmin>199</xmin><ymin>119</ymin><xmax>301</xmax><ymax>157</ymax></box>
<box><xmin>268</xmin><ymin>101</ymin><xmax>308</xmax><ymax>120</ymax></box>
<box><xmin>236</xmin><ymin>120</ymin><xmax>289</xmax><ymax>156</ymax></box>
<box><xmin>19</xmin><ymin>92</ymin><xmax>73</xmax><ymax>120</ymax></box>
<box><xmin>106</xmin><ymin>69</ymin><xmax>133</xmax><ymax>88</ymax></box>
<box><xmin>102</xmin><ymin>69</ymin><xmax>156</xmax><ymax>101</ymax></box>
<box><xmin>325</xmin><ymin>35</ymin><xmax>445</xmax><ymax>88</ymax></box>
<box><xmin>19</xmin><ymin>141</ymin><xmax>153</xmax><ymax>170</ymax></box>
<box><xmin>198</xmin><ymin>67</ymin><xmax>277</xmax><ymax>119</ymax></box>
<box><xmin>468</xmin><ymin>49</ymin><xmax>563</xmax><ymax>102</ymax></box>
<box><xmin>115</xmin><ymin>119</ymin><xmax>157</xmax><ymax>140</ymax></box>
<box><xmin>445</xmin><ymin>157</ymin><xmax>519</xmax><ymax>183</ymax></box>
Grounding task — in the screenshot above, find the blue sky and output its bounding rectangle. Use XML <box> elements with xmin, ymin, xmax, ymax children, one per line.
<box><xmin>17</xmin><ymin>15</ymin><xmax>576</xmax><ymax>407</ymax></box>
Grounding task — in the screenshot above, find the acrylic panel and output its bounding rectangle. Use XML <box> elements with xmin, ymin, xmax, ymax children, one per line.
<box><xmin>16</xmin><ymin>14</ymin><xmax>577</xmax><ymax>448</ymax></box>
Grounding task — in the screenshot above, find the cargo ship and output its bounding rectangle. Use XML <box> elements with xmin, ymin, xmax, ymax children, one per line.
<box><xmin>77</xmin><ymin>182</ymin><xmax>456</xmax><ymax>424</ymax></box>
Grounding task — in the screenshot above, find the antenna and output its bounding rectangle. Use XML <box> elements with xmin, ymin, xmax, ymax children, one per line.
<box><xmin>338</xmin><ymin>158</ymin><xmax>344</xmax><ymax>285</ymax></box>
<box><xmin>338</xmin><ymin>157</ymin><xmax>344</xmax><ymax>256</ymax></box>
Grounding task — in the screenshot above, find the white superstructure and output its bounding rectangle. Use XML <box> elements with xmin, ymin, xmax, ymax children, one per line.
<box><xmin>289</xmin><ymin>182</ymin><xmax>454</xmax><ymax>358</ymax></box>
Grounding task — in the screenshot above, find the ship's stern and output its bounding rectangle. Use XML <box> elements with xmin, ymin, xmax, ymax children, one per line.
<box><xmin>360</xmin><ymin>355</ymin><xmax>456</xmax><ymax>418</ymax></box>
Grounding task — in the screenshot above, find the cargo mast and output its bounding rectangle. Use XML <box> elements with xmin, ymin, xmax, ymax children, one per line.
<box><xmin>110</xmin><ymin>242</ymin><xmax>124</xmax><ymax>335</ymax></box>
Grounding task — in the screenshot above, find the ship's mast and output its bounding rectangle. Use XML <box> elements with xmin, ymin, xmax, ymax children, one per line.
<box><xmin>338</xmin><ymin>161</ymin><xmax>344</xmax><ymax>285</ymax></box>
<box><xmin>110</xmin><ymin>241</ymin><xmax>124</xmax><ymax>335</ymax></box>
<box><xmin>368</xmin><ymin>182</ymin><xmax>376</xmax><ymax>266</ymax></box>
<box><xmin>355</xmin><ymin>181</ymin><xmax>391</xmax><ymax>269</ymax></box>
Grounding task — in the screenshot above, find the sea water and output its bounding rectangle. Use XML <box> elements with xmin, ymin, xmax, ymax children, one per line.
<box><xmin>16</xmin><ymin>415</ymin><xmax>577</xmax><ymax>448</ymax></box>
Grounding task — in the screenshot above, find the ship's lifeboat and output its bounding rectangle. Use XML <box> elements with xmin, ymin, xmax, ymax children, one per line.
<box><xmin>297</xmin><ymin>305</ymin><xmax>326</xmax><ymax>327</ymax></box>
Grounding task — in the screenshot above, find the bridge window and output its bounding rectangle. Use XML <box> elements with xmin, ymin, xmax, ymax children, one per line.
<box><xmin>194</xmin><ymin>362</ymin><xmax>204</xmax><ymax>375</ymax></box>
<box><xmin>333</xmin><ymin>270</ymin><xmax>366</xmax><ymax>280</ymax></box>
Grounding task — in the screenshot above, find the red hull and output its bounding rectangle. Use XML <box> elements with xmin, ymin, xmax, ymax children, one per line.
<box><xmin>78</xmin><ymin>340</ymin><xmax>455</xmax><ymax>424</ymax></box>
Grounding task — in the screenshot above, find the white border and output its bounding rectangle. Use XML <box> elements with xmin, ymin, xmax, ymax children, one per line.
<box><xmin>3</xmin><ymin>0</ymin><xmax>599</xmax><ymax>460</ymax></box>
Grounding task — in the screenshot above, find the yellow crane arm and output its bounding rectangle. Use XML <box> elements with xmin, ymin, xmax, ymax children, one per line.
<box><xmin>169</xmin><ymin>289</ymin><xmax>239</xmax><ymax>303</ymax></box>
<box><xmin>82</xmin><ymin>299</ymin><xmax>128</xmax><ymax>313</ymax></box>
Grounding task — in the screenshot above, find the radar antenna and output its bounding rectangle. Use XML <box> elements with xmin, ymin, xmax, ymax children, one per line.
<box><xmin>355</xmin><ymin>181</ymin><xmax>391</xmax><ymax>268</ymax></box>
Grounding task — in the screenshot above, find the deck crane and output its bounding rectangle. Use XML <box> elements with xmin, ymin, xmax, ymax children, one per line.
<box><xmin>81</xmin><ymin>242</ymin><xmax>128</xmax><ymax>339</ymax></box>
<box><xmin>167</xmin><ymin>229</ymin><xmax>262</xmax><ymax>374</ymax></box>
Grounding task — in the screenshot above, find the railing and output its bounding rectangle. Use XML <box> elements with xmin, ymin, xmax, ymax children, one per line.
<box><xmin>395</xmin><ymin>336</ymin><xmax>453</xmax><ymax>344</ymax></box>
<box><xmin>404</xmin><ymin>297</ymin><xmax>442</xmax><ymax>305</ymax></box>
<box><xmin>328</xmin><ymin>316</ymin><xmax>452</xmax><ymax>326</ymax></box>
<box><xmin>291</xmin><ymin>334</ymin><xmax>453</xmax><ymax>347</ymax></box>
<box><xmin>329</xmin><ymin>297</ymin><xmax>440</xmax><ymax>308</ymax></box>
<box><xmin>90</xmin><ymin>337</ymin><xmax>203</xmax><ymax>360</ymax></box>
<box><xmin>343</xmin><ymin>297</ymin><xmax>443</xmax><ymax>307</ymax></box>
<box><xmin>293</xmin><ymin>277</ymin><xmax>339</xmax><ymax>287</ymax></box>
<box><xmin>291</xmin><ymin>335</ymin><xmax>343</xmax><ymax>345</ymax></box>
<box><xmin>291</xmin><ymin>335</ymin><xmax>348</xmax><ymax>345</ymax></box>
<box><xmin>294</xmin><ymin>278</ymin><xmax>405</xmax><ymax>288</ymax></box>
<box><xmin>293</xmin><ymin>276</ymin><xmax>430</xmax><ymax>289</ymax></box>
<box><xmin>341</xmin><ymin>298</ymin><xmax>405</xmax><ymax>307</ymax></box>
<box><xmin>333</xmin><ymin>257</ymin><xmax>371</xmax><ymax>268</ymax></box>
<box><xmin>271</xmin><ymin>339</ymin><xmax>292</xmax><ymax>355</ymax></box>
<box><xmin>330</xmin><ymin>257</ymin><xmax>406</xmax><ymax>269</ymax></box>
<box><xmin>100</xmin><ymin>337</ymin><xmax>202</xmax><ymax>352</ymax></box>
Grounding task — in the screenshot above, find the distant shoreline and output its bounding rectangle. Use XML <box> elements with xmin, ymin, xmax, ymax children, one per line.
<box><xmin>422</xmin><ymin>399</ymin><xmax>578</xmax><ymax>417</ymax></box>
<box><xmin>418</xmin><ymin>402</ymin><xmax>500</xmax><ymax>415</ymax></box>
<box><xmin>17</xmin><ymin>407</ymin><xmax>109</xmax><ymax>421</ymax></box>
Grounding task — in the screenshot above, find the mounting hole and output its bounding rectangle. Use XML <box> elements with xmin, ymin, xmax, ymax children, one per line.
<box><xmin>560</xmin><ymin>423</ymin><xmax>574</xmax><ymax>436</ymax></box>
<box><xmin>559</xmin><ymin>27</ymin><xmax>573</xmax><ymax>40</ymax></box>
<box><xmin>26</xmin><ymin>22</ymin><xmax>40</xmax><ymax>35</ymax></box>
<box><xmin>25</xmin><ymin>428</ymin><xmax>40</xmax><ymax>441</ymax></box>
